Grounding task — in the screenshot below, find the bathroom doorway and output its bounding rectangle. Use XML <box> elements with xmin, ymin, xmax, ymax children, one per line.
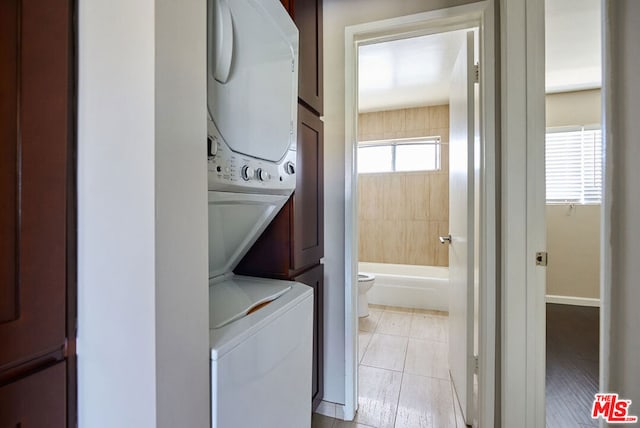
<box><xmin>354</xmin><ymin>29</ymin><xmax>464</xmax><ymax>426</ymax></box>
<box><xmin>342</xmin><ymin>3</ymin><xmax>497</xmax><ymax>425</ymax></box>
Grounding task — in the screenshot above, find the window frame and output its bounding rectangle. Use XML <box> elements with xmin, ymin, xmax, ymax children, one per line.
<box><xmin>357</xmin><ymin>136</ymin><xmax>442</xmax><ymax>174</ymax></box>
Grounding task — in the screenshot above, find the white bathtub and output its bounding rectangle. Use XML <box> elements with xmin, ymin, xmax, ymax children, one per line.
<box><xmin>358</xmin><ymin>262</ymin><xmax>449</xmax><ymax>312</ymax></box>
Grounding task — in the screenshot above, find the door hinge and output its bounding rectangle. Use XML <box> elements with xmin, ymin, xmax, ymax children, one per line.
<box><xmin>473</xmin><ymin>62</ymin><xmax>479</xmax><ymax>83</ymax></box>
<box><xmin>536</xmin><ymin>251</ymin><xmax>548</xmax><ymax>266</ymax></box>
<box><xmin>473</xmin><ymin>354</ymin><xmax>479</xmax><ymax>374</ymax></box>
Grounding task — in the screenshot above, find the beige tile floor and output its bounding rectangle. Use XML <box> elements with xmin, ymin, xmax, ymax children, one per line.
<box><xmin>312</xmin><ymin>305</ymin><xmax>467</xmax><ymax>428</ymax></box>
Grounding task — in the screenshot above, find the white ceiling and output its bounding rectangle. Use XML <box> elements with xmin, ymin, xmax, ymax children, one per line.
<box><xmin>545</xmin><ymin>0</ymin><xmax>601</xmax><ymax>93</ymax></box>
<box><xmin>358</xmin><ymin>0</ymin><xmax>601</xmax><ymax>112</ymax></box>
<box><xmin>358</xmin><ymin>30</ymin><xmax>467</xmax><ymax>113</ymax></box>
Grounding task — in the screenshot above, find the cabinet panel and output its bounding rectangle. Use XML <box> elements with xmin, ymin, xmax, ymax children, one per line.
<box><xmin>0</xmin><ymin>0</ymin><xmax>72</xmax><ymax>374</ymax></box>
<box><xmin>0</xmin><ymin>362</ymin><xmax>66</xmax><ymax>427</ymax></box>
<box><xmin>293</xmin><ymin>0</ymin><xmax>323</xmax><ymax>115</ymax></box>
<box><xmin>293</xmin><ymin>104</ymin><xmax>324</xmax><ymax>271</ymax></box>
<box><xmin>294</xmin><ymin>264</ymin><xmax>324</xmax><ymax>409</ymax></box>
<box><xmin>0</xmin><ymin>0</ymin><xmax>19</xmax><ymax>324</ymax></box>
<box><xmin>0</xmin><ymin>0</ymin><xmax>70</xmax><ymax>369</ymax></box>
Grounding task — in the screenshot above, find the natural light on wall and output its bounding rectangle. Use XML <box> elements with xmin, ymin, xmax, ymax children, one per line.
<box><xmin>545</xmin><ymin>126</ymin><xmax>602</xmax><ymax>204</ymax></box>
<box><xmin>357</xmin><ymin>137</ymin><xmax>441</xmax><ymax>173</ymax></box>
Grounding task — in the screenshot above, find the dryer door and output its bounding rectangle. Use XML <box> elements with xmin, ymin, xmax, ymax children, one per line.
<box><xmin>208</xmin><ymin>0</ymin><xmax>298</xmax><ymax>163</ymax></box>
<box><xmin>208</xmin><ymin>191</ymin><xmax>288</xmax><ymax>278</ymax></box>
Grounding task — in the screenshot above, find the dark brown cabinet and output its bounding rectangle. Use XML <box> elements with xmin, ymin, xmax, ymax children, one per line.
<box><xmin>0</xmin><ymin>0</ymin><xmax>75</xmax><ymax>425</ymax></box>
<box><xmin>235</xmin><ymin>104</ymin><xmax>323</xmax><ymax>278</ymax></box>
<box><xmin>280</xmin><ymin>0</ymin><xmax>323</xmax><ymax>115</ymax></box>
<box><xmin>0</xmin><ymin>362</ymin><xmax>66</xmax><ymax>427</ymax></box>
<box><xmin>293</xmin><ymin>264</ymin><xmax>324</xmax><ymax>410</ymax></box>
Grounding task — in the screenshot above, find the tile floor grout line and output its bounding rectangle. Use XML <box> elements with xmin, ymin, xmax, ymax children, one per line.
<box><xmin>391</xmin><ymin>326</ymin><xmax>411</xmax><ymax>428</ymax></box>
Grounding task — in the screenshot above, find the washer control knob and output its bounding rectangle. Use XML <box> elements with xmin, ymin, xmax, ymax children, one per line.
<box><xmin>284</xmin><ymin>161</ymin><xmax>296</xmax><ymax>175</ymax></box>
<box><xmin>241</xmin><ymin>165</ymin><xmax>254</xmax><ymax>181</ymax></box>
<box><xmin>257</xmin><ymin>168</ymin><xmax>270</xmax><ymax>181</ymax></box>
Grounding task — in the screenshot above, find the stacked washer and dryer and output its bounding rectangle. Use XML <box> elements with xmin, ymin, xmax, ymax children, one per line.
<box><xmin>207</xmin><ymin>0</ymin><xmax>313</xmax><ymax>427</ymax></box>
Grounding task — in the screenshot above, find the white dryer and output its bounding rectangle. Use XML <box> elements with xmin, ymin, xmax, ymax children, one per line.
<box><xmin>207</xmin><ymin>1</ymin><xmax>312</xmax><ymax>427</ymax></box>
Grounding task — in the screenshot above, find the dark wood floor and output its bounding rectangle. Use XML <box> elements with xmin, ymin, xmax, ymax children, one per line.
<box><xmin>546</xmin><ymin>303</ymin><xmax>599</xmax><ymax>428</ymax></box>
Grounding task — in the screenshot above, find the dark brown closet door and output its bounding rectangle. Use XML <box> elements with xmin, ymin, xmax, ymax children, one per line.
<box><xmin>0</xmin><ymin>0</ymin><xmax>75</xmax><ymax>425</ymax></box>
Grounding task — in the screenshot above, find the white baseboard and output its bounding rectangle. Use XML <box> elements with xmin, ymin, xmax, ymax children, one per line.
<box><xmin>314</xmin><ymin>400</ymin><xmax>347</xmax><ymax>420</ymax></box>
<box><xmin>546</xmin><ymin>294</ymin><xmax>600</xmax><ymax>307</ymax></box>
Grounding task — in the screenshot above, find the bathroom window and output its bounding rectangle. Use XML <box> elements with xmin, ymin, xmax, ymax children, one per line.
<box><xmin>545</xmin><ymin>126</ymin><xmax>602</xmax><ymax>204</ymax></box>
<box><xmin>357</xmin><ymin>137</ymin><xmax>441</xmax><ymax>174</ymax></box>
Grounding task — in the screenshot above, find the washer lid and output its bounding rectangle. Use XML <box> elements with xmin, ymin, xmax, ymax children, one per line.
<box><xmin>208</xmin><ymin>0</ymin><xmax>298</xmax><ymax>162</ymax></box>
<box><xmin>209</xmin><ymin>276</ymin><xmax>291</xmax><ymax>329</ymax></box>
<box><xmin>208</xmin><ymin>191</ymin><xmax>289</xmax><ymax>279</ymax></box>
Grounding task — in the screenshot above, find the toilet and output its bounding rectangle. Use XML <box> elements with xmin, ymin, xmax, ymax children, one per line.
<box><xmin>357</xmin><ymin>273</ymin><xmax>376</xmax><ymax>317</ymax></box>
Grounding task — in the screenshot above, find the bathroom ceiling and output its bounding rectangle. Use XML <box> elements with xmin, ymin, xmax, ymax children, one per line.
<box><xmin>358</xmin><ymin>0</ymin><xmax>601</xmax><ymax>113</ymax></box>
<box><xmin>358</xmin><ymin>29</ymin><xmax>467</xmax><ymax>113</ymax></box>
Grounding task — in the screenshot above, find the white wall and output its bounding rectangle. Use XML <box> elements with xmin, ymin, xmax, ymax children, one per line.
<box><xmin>323</xmin><ymin>0</ymin><xmax>480</xmax><ymax>405</ymax></box>
<box><xmin>154</xmin><ymin>0</ymin><xmax>209</xmax><ymax>426</ymax></box>
<box><xmin>78</xmin><ymin>1</ymin><xmax>209</xmax><ymax>426</ymax></box>
<box><xmin>603</xmin><ymin>0</ymin><xmax>640</xmax><ymax>408</ymax></box>
<box><xmin>545</xmin><ymin>205</ymin><xmax>600</xmax><ymax>299</ymax></box>
<box><xmin>544</xmin><ymin>89</ymin><xmax>601</xmax><ymax>301</ymax></box>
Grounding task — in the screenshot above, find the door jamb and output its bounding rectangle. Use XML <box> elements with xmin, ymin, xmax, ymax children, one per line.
<box><xmin>343</xmin><ymin>3</ymin><xmax>497</xmax><ymax>426</ymax></box>
<box><xmin>499</xmin><ymin>0</ymin><xmax>546</xmax><ymax>426</ymax></box>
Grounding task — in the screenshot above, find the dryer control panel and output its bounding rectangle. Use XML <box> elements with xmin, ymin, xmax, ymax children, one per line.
<box><xmin>207</xmin><ymin>125</ymin><xmax>296</xmax><ymax>195</ymax></box>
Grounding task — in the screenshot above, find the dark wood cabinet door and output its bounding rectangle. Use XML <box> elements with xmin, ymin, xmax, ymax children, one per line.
<box><xmin>294</xmin><ymin>264</ymin><xmax>324</xmax><ymax>410</ymax></box>
<box><xmin>0</xmin><ymin>0</ymin><xmax>74</xmax><ymax>425</ymax></box>
<box><xmin>293</xmin><ymin>0</ymin><xmax>323</xmax><ymax>115</ymax></box>
<box><xmin>293</xmin><ymin>104</ymin><xmax>324</xmax><ymax>271</ymax></box>
<box><xmin>0</xmin><ymin>0</ymin><xmax>71</xmax><ymax>371</ymax></box>
<box><xmin>0</xmin><ymin>362</ymin><xmax>66</xmax><ymax>427</ymax></box>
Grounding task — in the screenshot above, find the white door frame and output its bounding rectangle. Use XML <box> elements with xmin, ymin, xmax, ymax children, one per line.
<box><xmin>499</xmin><ymin>0</ymin><xmax>546</xmax><ymax>427</ymax></box>
<box><xmin>343</xmin><ymin>3</ymin><xmax>497</xmax><ymax>426</ymax></box>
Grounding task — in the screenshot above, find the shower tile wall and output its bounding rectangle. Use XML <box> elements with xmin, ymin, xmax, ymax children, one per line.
<box><xmin>358</xmin><ymin>105</ymin><xmax>450</xmax><ymax>266</ymax></box>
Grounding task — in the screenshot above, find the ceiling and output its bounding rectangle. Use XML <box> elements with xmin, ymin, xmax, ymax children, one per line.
<box><xmin>545</xmin><ymin>0</ymin><xmax>601</xmax><ymax>93</ymax></box>
<box><xmin>358</xmin><ymin>30</ymin><xmax>467</xmax><ymax>113</ymax></box>
<box><xmin>358</xmin><ymin>0</ymin><xmax>601</xmax><ymax>112</ymax></box>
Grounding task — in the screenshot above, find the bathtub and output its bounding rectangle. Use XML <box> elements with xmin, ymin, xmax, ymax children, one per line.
<box><xmin>358</xmin><ymin>262</ymin><xmax>449</xmax><ymax>312</ymax></box>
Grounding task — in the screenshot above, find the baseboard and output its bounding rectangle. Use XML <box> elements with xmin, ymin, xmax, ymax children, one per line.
<box><xmin>546</xmin><ymin>294</ymin><xmax>600</xmax><ymax>307</ymax></box>
<box><xmin>314</xmin><ymin>400</ymin><xmax>347</xmax><ymax>420</ymax></box>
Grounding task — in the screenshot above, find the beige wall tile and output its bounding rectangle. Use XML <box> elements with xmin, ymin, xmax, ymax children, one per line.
<box><xmin>382</xmin><ymin>174</ymin><xmax>406</xmax><ymax>220</ymax></box>
<box><xmin>383</xmin><ymin>109</ymin><xmax>406</xmax><ymax>133</ymax></box>
<box><xmin>359</xmin><ymin>175</ymin><xmax>385</xmax><ymax>220</ymax></box>
<box><xmin>429</xmin><ymin>174</ymin><xmax>449</xmax><ymax>221</ymax></box>
<box><xmin>381</xmin><ymin>220</ymin><xmax>407</xmax><ymax>263</ymax></box>
<box><xmin>405</xmin><ymin>221</ymin><xmax>435</xmax><ymax>266</ymax></box>
<box><xmin>404</xmin><ymin>174</ymin><xmax>429</xmax><ymax>220</ymax></box>
<box><xmin>359</xmin><ymin>219</ymin><xmax>385</xmax><ymax>263</ymax></box>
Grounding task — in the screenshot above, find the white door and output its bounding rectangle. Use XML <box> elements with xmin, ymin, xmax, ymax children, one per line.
<box><xmin>446</xmin><ymin>30</ymin><xmax>476</xmax><ymax>426</ymax></box>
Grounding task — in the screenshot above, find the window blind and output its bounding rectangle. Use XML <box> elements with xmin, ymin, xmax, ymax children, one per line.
<box><xmin>545</xmin><ymin>127</ymin><xmax>602</xmax><ymax>204</ymax></box>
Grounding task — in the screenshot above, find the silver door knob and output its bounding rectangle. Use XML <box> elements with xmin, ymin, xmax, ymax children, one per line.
<box><xmin>439</xmin><ymin>235</ymin><xmax>452</xmax><ymax>244</ymax></box>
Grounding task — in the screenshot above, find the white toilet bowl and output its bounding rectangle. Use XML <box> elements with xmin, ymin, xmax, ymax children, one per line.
<box><xmin>357</xmin><ymin>273</ymin><xmax>376</xmax><ymax>317</ymax></box>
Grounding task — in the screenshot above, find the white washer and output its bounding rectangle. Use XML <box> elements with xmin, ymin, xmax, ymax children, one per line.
<box><xmin>209</xmin><ymin>277</ymin><xmax>312</xmax><ymax>428</ymax></box>
<box><xmin>207</xmin><ymin>1</ymin><xmax>312</xmax><ymax>427</ymax></box>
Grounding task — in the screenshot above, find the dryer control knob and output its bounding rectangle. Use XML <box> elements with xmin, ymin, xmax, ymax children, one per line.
<box><xmin>241</xmin><ymin>165</ymin><xmax>254</xmax><ymax>181</ymax></box>
<box><xmin>284</xmin><ymin>161</ymin><xmax>296</xmax><ymax>175</ymax></box>
<box><xmin>257</xmin><ymin>168</ymin><xmax>270</xmax><ymax>181</ymax></box>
